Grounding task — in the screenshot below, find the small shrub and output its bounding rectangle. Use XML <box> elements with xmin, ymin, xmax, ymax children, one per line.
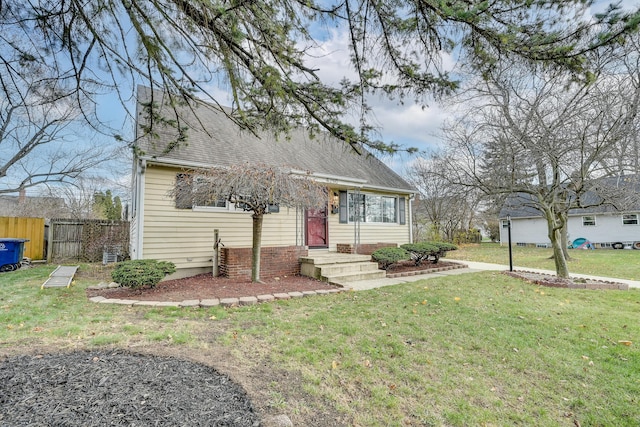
<box><xmin>371</xmin><ymin>247</ymin><xmax>410</xmax><ymax>270</ymax></box>
<box><xmin>425</xmin><ymin>241</ymin><xmax>458</xmax><ymax>253</ymax></box>
<box><xmin>402</xmin><ymin>241</ymin><xmax>459</xmax><ymax>265</ymax></box>
<box><xmin>111</xmin><ymin>259</ymin><xmax>176</xmax><ymax>289</ymax></box>
<box><xmin>400</xmin><ymin>242</ymin><xmax>440</xmax><ymax>265</ymax></box>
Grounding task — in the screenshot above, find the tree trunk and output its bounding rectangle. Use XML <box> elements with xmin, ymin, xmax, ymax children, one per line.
<box><xmin>560</xmin><ymin>213</ymin><xmax>571</xmax><ymax>260</ymax></box>
<box><xmin>545</xmin><ymin>211</ymin><xmax>570</xmax><ymax>278</ymax></box>
<box><xmin>251</xmin><ymin>213</ymin><xmax>263</xmax><ymax>283</ymax></box>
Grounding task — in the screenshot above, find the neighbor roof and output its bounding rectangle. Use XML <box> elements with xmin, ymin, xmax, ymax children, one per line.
<box><xmin>499</xmin><ymin>175</ymin><xmax>640</xmax><ymax>219</ymax></box>
<box><xmin>135</xmin><ymin>86</ymin><xmax>415</xmax><ymax>193</ymax></box>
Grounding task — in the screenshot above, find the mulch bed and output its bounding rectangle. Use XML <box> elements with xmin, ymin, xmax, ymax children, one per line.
<box><xmin>87</xmin><ymin>274</ymin><xmax>340</xmax><ymax>302</ymax></box>
<box><xmin>504</xmin><ymin>270</ymin><xmax>629</xmax><ymax>290</ymax></box>
<box><xmin>0</xmin><ymin>350</ymin><xmax>260</xmax><ymax>426</ymax></box>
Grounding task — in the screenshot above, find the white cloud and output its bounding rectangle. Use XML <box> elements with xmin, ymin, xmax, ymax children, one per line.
<box><xmin>304</xmin><ymin>29</ymin><xmax>451</xmax><ymax>165</ymax></box>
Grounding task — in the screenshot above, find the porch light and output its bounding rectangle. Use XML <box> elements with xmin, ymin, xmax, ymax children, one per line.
<box><xmin>331</xmin><ymin>191</ymin><xmax>339</xmax><ymax>214</ymax></box>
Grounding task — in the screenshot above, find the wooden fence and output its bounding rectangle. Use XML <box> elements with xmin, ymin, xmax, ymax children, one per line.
<box><xmin>47</xmin><ymin>219</ymin><xmax>130</xmax><ymax>263</ymax></box>
<box><xmin>0</xmin><ymin>217</ymin><xmax>46</xmax><ymax>260</ymax></box>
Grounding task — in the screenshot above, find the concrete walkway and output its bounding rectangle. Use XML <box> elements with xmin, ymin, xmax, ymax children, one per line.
<box><xmin>345</xmin><ymin>260</ymin><xmax>640</xmax><ymax>290</ymax></box>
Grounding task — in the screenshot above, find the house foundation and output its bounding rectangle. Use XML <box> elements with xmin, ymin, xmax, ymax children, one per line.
<box><xmin>219</xmin><ymin>245</ymin><xmax>308</xmax><ymax>280</ymax></box>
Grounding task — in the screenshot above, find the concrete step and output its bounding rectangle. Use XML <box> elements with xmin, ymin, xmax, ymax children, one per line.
<box><xmin>324</xmin><ymin>270</ymin><xmax>386</xmax><ymax>284</ymax></box>
<box><xmin>300</xmin><ymin>252</ymin><xmax>385</xmax><ymax>284</ymax></box>
<box><xmin>319</xmin><ymin>262</ymin><xmax>381</xmax><ymax>276</ymax></box>
<box><xmin>300</xmin><ymin>254</ymin><xmax>371</xmax><ymax>265</ymax></box>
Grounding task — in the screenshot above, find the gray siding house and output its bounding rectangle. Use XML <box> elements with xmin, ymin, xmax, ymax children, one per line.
<box><xmin>499</xmin><ymin>177</ymin><xmax>640</xmax><ymax>249</ymax></box>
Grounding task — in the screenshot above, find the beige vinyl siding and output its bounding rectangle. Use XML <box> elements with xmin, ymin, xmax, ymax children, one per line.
<box><xmin>142</xmin><ymin>166</ymin><xmax>301</xmax><ymax>269</ymax></box>
<box><xmin>327</xmin><ymin>192</ymin><xmax>410</xmax><ymax>250</ymax></box>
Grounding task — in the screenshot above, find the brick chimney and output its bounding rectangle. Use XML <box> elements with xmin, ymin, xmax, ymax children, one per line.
<box><xmin>18</xmin><ymin>188</ymin><xmax>26</xmax><ymax>204</ymax></box>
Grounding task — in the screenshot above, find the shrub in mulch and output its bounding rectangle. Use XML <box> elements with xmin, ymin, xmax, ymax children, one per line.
<box><xmin>0</xmin><ymin>350</ymin><xmax>260</xmax><ymax>426</ymax></box>
<box><xmin>504</xmin><ymin>270</ymin><xmax>628</xmax><ymax>291</ymax></box>
<box><xmin>371</xmin><ymin>247</ymin><xmax>411</xmax><ymax>270</ymax></box>
<box><xmin>111</xmin><ymin>259</ymin><xmax>176</xmax><ymax>289</ymax></box>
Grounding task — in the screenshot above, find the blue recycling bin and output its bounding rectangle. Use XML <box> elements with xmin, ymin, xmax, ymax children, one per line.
<box><xmin>0</xmin><ymin>238</ymin><xmax>29</xmax><ymax>272</ymax></box>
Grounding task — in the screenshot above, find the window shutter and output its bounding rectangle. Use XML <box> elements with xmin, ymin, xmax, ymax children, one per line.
<box><xmin>399</xmin><ymin>197</ymin><xmax>406</xmax><ymax>225</ymax></box>
<box><xmin>175</xmin><ymin>173</ymin><xmax>193</xmax><ymax>209</ymax></box>
<box><xmin>339</xmin><ymin>191</ymin><xmax>348</xmax><ymax>224</ymax></box>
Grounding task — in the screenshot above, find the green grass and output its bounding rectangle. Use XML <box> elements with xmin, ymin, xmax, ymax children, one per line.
<box><xmin>447</xmin><ymin>242</ymin><xmax>640</xmax><ymax>280</ymax></box>
<box><xmin>1</xmin><ymin>262</ymin><xmax>640</xmax><ymax>425</ymax></box>
<box><xmin>223</xmin><ymin>275</ymin><xmax>640</xmax><ymax>426</ymax></box>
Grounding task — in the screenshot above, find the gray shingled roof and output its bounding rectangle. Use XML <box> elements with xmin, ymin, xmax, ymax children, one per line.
<box><xmin>499</xmin><ymin>175</ymin><xmax>640</xmax><ymax>218</ymax></box>
<box><xmin>135</xmin><ymin>86</ymin><xmax>414</xmax><ymax>192</ymax></box>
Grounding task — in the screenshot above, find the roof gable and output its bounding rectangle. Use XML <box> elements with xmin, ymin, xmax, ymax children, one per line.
<box><xmin>135</xmin><ymin>86</ymin><xmax>414</xmax><ymax>193</ymax></box>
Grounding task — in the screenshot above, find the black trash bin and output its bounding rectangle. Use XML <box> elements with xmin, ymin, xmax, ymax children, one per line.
<box><xmin>0</xmin><ymin>238</ymin><xmax>29</xmax><ymax>272</ymax></box>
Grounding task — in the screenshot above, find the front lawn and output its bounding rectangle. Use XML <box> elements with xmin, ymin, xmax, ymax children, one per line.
<box><xmin>448</xmin><ymin>242</ymin><xmax>640</xmax><ymax>280</ymax></box>
<box><xmin>1</xmin><ymin>264</ymin><xmax>639</xmax><ymax>425</ymax></box>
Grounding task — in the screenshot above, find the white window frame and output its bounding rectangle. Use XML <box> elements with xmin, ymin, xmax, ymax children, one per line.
<box><xmin>193</xmin><ymin>177</ymin><xmax>229</xmax><ymax>210</ymax></box>
<box><xmin>582</xmin><ymin>215</ymin><xmax>596</xmax><ymax>226</ymax></box>
<box><xmin>501</xmin><ymin>219</ymin><xmax>510</xmax><ymax>228</ymax></box>
<box><xmin>347</xmin><ymin>192</ymin><xmax>399</xmax><ymax>224</ymax></box>
<box><xmin>622</xmin><ymin>214</ymin><xmax>639</xmax><ymax>225</ymax></box>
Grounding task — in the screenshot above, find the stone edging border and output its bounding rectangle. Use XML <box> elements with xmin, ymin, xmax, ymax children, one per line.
<box><xmin>503</xmin><ymin>270</ymin><xmax>629</xmax><ymax>291</ymax></box>
<box><xmin>88</xmin><ymin>288</ymin><xmax>347</xmax><ymax>308</ymax></box>
<box><xmin>385</xmin><ymin>263</ymin><xmax>468</xmax><ymax>278</ymax></box>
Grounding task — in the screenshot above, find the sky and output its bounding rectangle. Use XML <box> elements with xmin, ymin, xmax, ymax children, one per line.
<box><xmin>271</xmin><ymin>0</ymin><xmax>638</xmax><ymax>173</ymax></box>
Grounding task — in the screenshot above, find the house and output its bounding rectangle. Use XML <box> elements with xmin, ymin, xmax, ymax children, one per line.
<box><xmin>499</xmin><ymin>177</ymin><xmax>640</xmax><ymax>249</ymax></box>
<box><xmin>130</xmin><ymin>87</ymin><xmax>416</xmax><ymax>279</ymax></box>
<box><xmin>0</xmin><ymin>190</ymin><xmax>67</xmax><ymax>218</ymax></box>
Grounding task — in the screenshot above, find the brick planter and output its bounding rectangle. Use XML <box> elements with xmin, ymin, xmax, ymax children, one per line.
<box><xmin>385</xmin><ymin>262</ymin><xmax>468</xmax><ymax>278</ymax></box>
<box><xmin>219</xmin><ymin>246</ymin><xmax>308</xmax><ymax>280</ymax></box>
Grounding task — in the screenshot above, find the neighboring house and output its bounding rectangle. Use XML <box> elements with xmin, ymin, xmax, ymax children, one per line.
<box><xmin>499</xmin><ymin>178</ymin><xmax>640</xmax><ymax>249</ymax></box>
<box><xmin>0</xmin><ymin>190</ymin><xmax>67</xmax><ymax>218</ymax></box>
<box><xmin>130</xmin><ymin>87</ymin><xmax>416</xmax><ymax>278</ymax></box>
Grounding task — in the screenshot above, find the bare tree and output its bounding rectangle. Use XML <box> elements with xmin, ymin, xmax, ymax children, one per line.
<box><xmin>0</xmin><ymin>76</ymin><xmax>121</xmax><ymax>194</ymax></box>
<box><xmin>407</xmin><ymin>157</ymin><xmax>481</xmax><ymax>242</ymax></box>
<box><xmin>438</xmin><ymin>57</ymin><xmax>640</xmax><ymax>278</ymax></box>
<box><xmin>593</xmin><ymin>34</ymin><xmax>640</xmax><ymax>176</ymax></box>
<box><xmin>172</xmin><ymin>163</ymin><xmax>327</xmax><ymax>282</ymax></box>
<box><xmin>1</xmin><ymin>1</ymin><xmax>637</xmax><ymax>154</ymax></box>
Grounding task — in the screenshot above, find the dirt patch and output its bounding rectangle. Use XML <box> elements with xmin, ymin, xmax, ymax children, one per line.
<box><xmin>87</xmin><ymin>274</ymin><xmax>341</xmax><ymax>301</ymax></box>
<box><xmin>504</xmin><ymin>270</ymin><xmax>629</xmax><ymax>290</ymax></box>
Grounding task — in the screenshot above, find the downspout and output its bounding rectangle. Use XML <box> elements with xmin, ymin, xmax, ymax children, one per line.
<box><xmin>134</xmin><ymin>159</ymin><xmax>146</xmax><ymax>259</ymax></box>
<box><xmin>409</xmin><ymin>194</ymin><xmax>414</xmax><ymax>243</ymax></box>
<box><xmin>353</xmin><ymin>188</ymin><xmax>361</xmax><ymax>253</ymax></box>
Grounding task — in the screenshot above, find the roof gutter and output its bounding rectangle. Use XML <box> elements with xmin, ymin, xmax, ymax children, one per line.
<box><xmin>137</xmin><ymin>155</ymin><xmax>214</xmax><ymax>170</ymax></box>
<box><xmin>290</xmin><ymin>169</ymin><xmax>415</xmax><ymax>194</ymax></box>
<box><xmin>289</xmin><ymin>169</ymin><xmax>366</xmax><ymax>188</ymax></box>
<box><xmin>139</xmin><ymin>157</ymin><xmax>415</xmax><ymax>194</ymax></box>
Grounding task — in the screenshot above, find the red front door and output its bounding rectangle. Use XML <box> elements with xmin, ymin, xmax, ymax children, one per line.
<box><xmin>306</xmin><ymin>207</ymin><xmax>328</xmax><ymax>248</ymax></box>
